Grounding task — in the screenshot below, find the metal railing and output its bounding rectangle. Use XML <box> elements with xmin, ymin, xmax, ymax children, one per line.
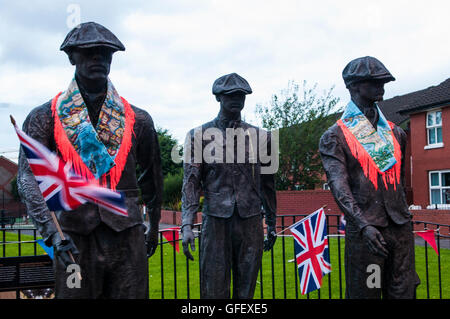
<box><xmin>1</xmin><ymin>214</ymin><xmax>449</xmax><ymax>299</ymax></box>
<box><xmin>152</xmin><ymin>213</ymin><xmax>450</xmax><ymax>299</ymax></box>
<box><xmin>412</xmin><ymin>220</ymin><xmax>450</xmax><ymax>299</ymax></box>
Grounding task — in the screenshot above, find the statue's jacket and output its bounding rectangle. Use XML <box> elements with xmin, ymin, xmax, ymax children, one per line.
<box><xmin>319</xmin><ymin>122</ymin><xmax>411</xmax><ymax>232</ymax></box>
<box><xmin>17</xmin><ymin>100</ymin><xmax>163</xmax><ymax>245</ymax></box>
<box><xmin>181</xmin><ymin>117</ymin><xmax>277</xmax><ymax>227</ymax></box>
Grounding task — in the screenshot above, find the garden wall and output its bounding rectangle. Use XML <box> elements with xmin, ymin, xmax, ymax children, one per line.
<box><xmin>159</xmin><ymin>191</ymin><xmax>450</xmax><ymax>232</ymax></box>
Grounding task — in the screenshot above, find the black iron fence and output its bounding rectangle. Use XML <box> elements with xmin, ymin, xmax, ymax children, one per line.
<box><xmin>151</xmin><ymin>213</ymin><xmax>450</xmax><ymax>299</ymax></box>
<box><xmin>1</xmin><ymin>213</ymin><xmax>449</xmax><ymax>299</ymax></box>
<box><xmin>412</xmin><ymin>220</ymin><xmax>450</xmax><ymax>299</ymax></box>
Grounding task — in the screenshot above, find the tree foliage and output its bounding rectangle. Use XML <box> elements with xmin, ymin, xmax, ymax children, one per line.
<box><xmin>162</xmin><ymin>170</ymin><xmax>183</xmax><ymax>210</ymax></box>
<box><xmin>255</xmin><ymin>81</ymin><xmax>341</xmax><ymax>190</ymax></box>
<box><xmin>136</xmin><ymin>127</ymin><xmax>183</xmax><ymax>207</ymax></box>
<box><xmin>157</xmin><ymin>127</ymin><xmax>182</xmax><ymax>178</ymax></box>
<box><xmin>156</xmin><ymin>127</ymin><xmax>185</xmax><ymax>209</ymax></box>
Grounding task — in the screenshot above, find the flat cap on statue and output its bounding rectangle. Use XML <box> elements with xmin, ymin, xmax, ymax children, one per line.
<box><xmin>212</xmin><ymin>73</ymin><xmax>252</xmax><ymax>95</ymax></box>
<box><xmin>342</xmin><ymin>56</ymin><xmax>395</xmax><ymax>88</ymax></box>
<box><xmin>60</xmin><ymin>21</ymin><xmax>125</xmax><ymax>53</ymax></box>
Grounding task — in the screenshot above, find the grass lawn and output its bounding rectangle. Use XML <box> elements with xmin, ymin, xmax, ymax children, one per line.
<box><xmin>3</xmin><ymin>231</ymin><xmax>449</xmax><ymax>299</ymax></box>
<box><xmin>148</xmin><ymin>235</ymin><xmax>450</xmax><ymax>299</ymax></box>
<box><xmin>1</xmin><ymin>231</ymin><xmax>47</xmax><ymax>257</ymax></box>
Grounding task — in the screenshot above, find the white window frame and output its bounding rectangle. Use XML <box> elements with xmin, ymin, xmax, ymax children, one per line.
<box><xmin>429</xmin><ymin>170</ymin><xmax>450</xmax><ymax>205</ymax></box>
<box><xmin>425</xmin><ymin>109</ymin><xmax>443</xmax><ymax>149</ymax></box>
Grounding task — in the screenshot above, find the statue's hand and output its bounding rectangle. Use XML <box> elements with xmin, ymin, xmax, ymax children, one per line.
<box><xmin>362</xmin><ymin>225</ymin><xmax>388</xmax><ymax>258</ymax></box>
<box><xmin>182</xmin><ymin>225</ymin><xmax>195</xmax><ymax>261</ymax></box>
<box><xmin>263</xmin><ymin>225</ymin><xmax>277</xmax><ymax>251</ymax></box>
<box><xmin>51</xmin><ymin>232</ymin><xmax>79</xmax><ymax>268</ymax></box>
<box><xmin>145</xmin><ymin>227</ymin><xmax>159</xmax><ymax>258</ymax></box>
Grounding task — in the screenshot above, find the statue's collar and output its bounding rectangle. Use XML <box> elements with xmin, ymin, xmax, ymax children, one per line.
<box><xmin>215</xmin><ymin>112</ymin><xmax>242</xmax><ymax>129</ymax></box>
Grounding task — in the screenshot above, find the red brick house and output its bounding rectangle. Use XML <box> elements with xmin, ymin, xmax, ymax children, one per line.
<box><xmin>0</xmin><ymin>155</ymin><xmax>25</xmax><ymax>214</ymax></box>
<box><xmin>379</xmin><ymin>78</ymin><xmax>450</xmax><ymax>209</ymax></box>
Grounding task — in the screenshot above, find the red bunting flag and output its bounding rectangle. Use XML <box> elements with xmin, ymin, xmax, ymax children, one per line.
<box><xmin>161</xmin><ymin>227</ymin><xmax>181</xmax><ymax>253</ymax></box>
<box><xmin>415</xmin><ymin>229</ymin><xmax>439</xmax><ymax>255</ymax></box>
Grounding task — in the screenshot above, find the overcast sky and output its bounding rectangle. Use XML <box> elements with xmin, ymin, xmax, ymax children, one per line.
<box><xmin>1</xmin><ymin>0</ymin><xmax>449</xmax><ymax>162</ymax></box>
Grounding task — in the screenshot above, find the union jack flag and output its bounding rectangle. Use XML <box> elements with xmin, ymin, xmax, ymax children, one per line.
<box><xmin>13</xmin><ymin>118</ymin><xmax>128</xmax><ymax>217</ymax></box>
<box><xmin>291</xmin><ymin>207</ymin><xmax>331</xmax><ymax>295</ymax></box>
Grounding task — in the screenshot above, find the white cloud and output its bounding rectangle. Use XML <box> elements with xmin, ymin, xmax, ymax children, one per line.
<box><xmin>0</xmin><ymin>0</ymin><xmax>449</xmax><ymax>162</ymax></box>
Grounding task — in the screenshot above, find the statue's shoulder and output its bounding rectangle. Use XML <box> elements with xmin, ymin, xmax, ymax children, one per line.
<box><xmin>388</xmin><ymin>121</ymin><xmax>406</xmax><ymax>135</ymax></box>
<box><xmin>27</xmin><ymin>100</ymin><xmax>52</xmax><ymax>120</ymax></box>
<box><xmin>319</xmin><ymin>122</ymin><xmax>346</xmax><ymax>152</ymax></box>
<box><xmin>240</xmin><ymin>122</ymin><xmax>272</xmax><ymax>140</ymax></box>
<box><xmin>190</xmin><ymin>120</ymin><xmax>215</xmax><ymax>133</ymax></box>
<box><xmin>202</xmin><ymin>119</ymin><xmax>217</xmax><ymax>130</ymax></box>
<box><xmin>321</xmin><ymin>122</ymin><xmax>341</xmax><ymax>140</ymax></box>
<box><xmin>388</xmin><ymin>121</ymin><xmax>407</xmax><ymax>145</ymax></box>
<box><xmin>129</xmin><ymin>104</ymin><xmax>155</xmax><ymax>126</ymax></box>
<box><xmin>241</xmin><ymin>121</ymin><xmax>261</xmax><ymax>130</ymax></box>
<box><xmin>24</xmin><ymin>100</ymin><xmax>53</xmax><ymax>128</ymax></box>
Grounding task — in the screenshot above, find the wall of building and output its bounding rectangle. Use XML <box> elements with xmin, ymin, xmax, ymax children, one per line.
<box><xmin>0</xmin><ymin>156</ymin><xmax>25</xmax><ymax>215</ymax></box>
<box><xmin>160</xmin><ymin>191</ymin><xmax>450</xmax><ymax>231</ymax></box>
<box><xmin>409</xmin><ymin>105</ymin><xmax>450</xmax><ymax>207</ymax></box>
<box><xmin>276</xmin><ymin>190</ymin><xmax>341</xmax><ymax>214</ymax></box>
<box><xmin>412</xmin><ymin>209</ymin><xmax>450</xmax><ymax>231</ymax></box>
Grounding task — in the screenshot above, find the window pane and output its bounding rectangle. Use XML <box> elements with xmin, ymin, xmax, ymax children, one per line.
<box><xmin>437</xmin><ymin>127</ymin><xmax>443</xmax><ymax>143</ymax></box>
<box><xmin>442</xmin><ymin>173</ymin><xmax>450</xmax><ymax>187</ymax></box>
<box><xmin>431</xmin><ymin>189</ymin><xmax>441</xmax><ymax>204</ymax></box>
<box><xmin>431</xmin><ymin>172</ymin><xmax>440</xmax><ymax>186</ymax></box>
<box><xmin>427</xmin><ymin>112</ymin><xmax>435</xmax><ymax>126</ymax></box>
<box><xmin>428</xmin><ymin>128</ymin><xmax>436</xmax><ymax>144</ymax></box>
<box><xmin>435</xmin><ymin>111</ymin><xmax>442</xmax><ymax>125</ymax></box>
<box><xmin>442</xmin><ymin>189</ymin><xmax>450</xmax><ymax>204</ymax></box>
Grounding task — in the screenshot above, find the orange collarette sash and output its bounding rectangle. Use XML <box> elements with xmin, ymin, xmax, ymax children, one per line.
<box><xmin>337</xmin><ymin>120</ymin><xmax>402</xmax><ymax>190</ymax></box>
<box><xmin>51</xmin><ymin>92</ymin><xmax>135</xmax><ymax>190</ymax></box>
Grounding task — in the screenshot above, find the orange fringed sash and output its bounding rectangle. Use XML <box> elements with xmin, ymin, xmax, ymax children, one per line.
<box><xmin>51</xmin><ymin>92</ymin><xmax>135</xmax><ymax>190</ymax></box>
<box><xmin>337</xmin><ymin>119</ymin><xmax>401</xmax><ymax>190</ymax></box>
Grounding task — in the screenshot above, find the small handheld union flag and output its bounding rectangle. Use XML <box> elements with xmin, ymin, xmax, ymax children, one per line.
<box><xmin>291</xmin><ymin>207</ymin><xmax>331</xmax><ymax>295</ymax></box>
<box><xmin>11</xmin><ymin>115</ymin><xmax>128</xmax><ymax>217</ymax></box>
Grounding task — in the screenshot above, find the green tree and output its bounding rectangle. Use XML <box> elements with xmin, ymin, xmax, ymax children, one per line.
<box><xmin>136</xmin><ymin>127</ymin><xmax>183</xmax><ymax>206</ymax></box>
<box><xmin>162</xmin><ymin>170</ymin><xmax>183</xmax><ymax>210</ymax></box>
<box><xmin>255</xmin><ymin>80</ymin><xmax>341</xmax><ymax>190</ymax></box>
<box><xmin>156</xmin><ymin>127</ymin><xmax>184</xmax><ymax>209</ymax></box>
<box><xmin>157</xmin><ymin>127</ymin><xmax>182</xmax><ymax>178</ymax></box>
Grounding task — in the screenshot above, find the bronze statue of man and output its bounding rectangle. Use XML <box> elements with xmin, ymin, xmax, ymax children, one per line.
<box><xmin>181</xmin><ymin>73</ymin><xmax>277</xmax><ymax>299</ymax></box>
<box><xmin>17</xmin><ymin>22</ymin><xmax>163</xmax><ymax>298</ymax></box>
<box><xmin>319</xmin><ymin>56</ymin><xmax>420</xmax><ymax>298</ymax></box>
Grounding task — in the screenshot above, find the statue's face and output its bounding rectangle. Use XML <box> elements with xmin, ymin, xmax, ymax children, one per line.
<box><xmin>69</xmin><ymin>46</ymin><xmax>113</xmax><ymax>82</ymax></box>
<box><xmin>353</xmin><ymin>80</ymin><xmax>385</xmax><ymax>102</ymax></box>
<box><xmin>218</xmin><ymin>92</ymin><xmax>246</xmax><ymax>113</ymax></box>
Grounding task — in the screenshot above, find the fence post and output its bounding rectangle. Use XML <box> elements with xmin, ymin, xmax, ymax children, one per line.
<box><xmin>0</xmin><ymin>209</ymin><xmax>5</xmax><ymax>229</ymax></box>
<box><xmin>292</xmin><ymin>216</ymin><xmax>298</xmax><ymax>299</ymax></box>
<box><xmin>437</xmin><ymin>228</ymin><xmax>442</xmax><ymax>299</ymax></box>
<box><xmin>424</xmin><ymin>223</ymin><xmax>430</xmax><ymax>299</ymax></box>
<box><xmin>337</xmin><ymin>215</ymin><xmax>343</xmax><ymax>299</ymax></box>
<box><xmin>160</xmin><ymin>232</ymin><xmax>164</xmax><ymax>299</ymax></box>
<box><xmin>281</xmin><ymin>216</ymin><xmax>287</xmax><ymax>299</ymax></box>
<box><xmin>173</xmin><ymin>230</ymin><xmax>177</xmax><ymax>299</ymax></box>
<box><xmin>186</xmin><ymin>253</ymin><xmax>190</xmax><ymax>299</ymax></box>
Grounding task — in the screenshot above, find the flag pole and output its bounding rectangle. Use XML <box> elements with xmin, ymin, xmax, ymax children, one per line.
<box><xmin>275</xmin><ymin>205</ymin><xmax>328</xmax><ymax>236</ymax></box>
<box><xmin>10</xmin><ymin>115</ymin><xmax>16</xmax><ymax>127</ymax></box>
<box><xmin>11</xmin><ymin>115</ymin><xmax>81</xmax><ymax>281</ymax></box>
<box><xmin>49</xmin><ymin>211</ymin><xmax>81</xmax><ymax>280</ymax></box>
